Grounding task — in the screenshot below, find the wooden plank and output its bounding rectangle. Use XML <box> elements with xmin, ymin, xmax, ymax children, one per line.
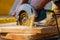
<box><xmin>0</xmin><ymin>26</ymin><xmax>59</xmax><ymax>37</ymax></box>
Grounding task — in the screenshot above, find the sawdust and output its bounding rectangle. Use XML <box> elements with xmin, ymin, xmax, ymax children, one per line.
<box><xmin>25</xmin><ymin>13</ymin><xmax>35</xmax><ymax>27</ymax></box>
<box><xmin>46</xmin><ymin>17</ymin><xmax>60</xmax><ymax>26</ymax></box>
<box><xmin>46</xmin><ymin>8</ymin><xmax>60</xmax><ymax>26</ymax></box>
<box><xmin>46</xmin><ymin>3</ymin><xmax>60</xmax><ymax>26</ymax></box>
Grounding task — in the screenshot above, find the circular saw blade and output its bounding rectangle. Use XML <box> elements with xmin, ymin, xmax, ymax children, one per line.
<box><xmin>15</xmin><ymin>4</ymin><xmax>37</xmax><ymax>27</ymax></box>
<box><xmin>17</xmin><ymin>12</ymin><xmax>35</xmax><ymax>27</ymax></box>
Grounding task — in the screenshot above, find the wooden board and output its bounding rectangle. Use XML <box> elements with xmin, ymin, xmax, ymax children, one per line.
<box><xmin>0</xmin><ymin>26</ymin><xmax>60</xmax><ymax>38</ymax></box>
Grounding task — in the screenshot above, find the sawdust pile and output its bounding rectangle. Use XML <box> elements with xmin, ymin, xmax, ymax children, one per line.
<box><xmin>46</xmin><ymin>16</ymin><xmax>60</xmax><ymax>26</ymax></box>
<box><xmin>25</xmin><ymin>13</ymin><xmax>35</xmax><ymax>27</ymax></box>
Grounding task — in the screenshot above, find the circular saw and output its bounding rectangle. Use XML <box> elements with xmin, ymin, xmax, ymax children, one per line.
<box><xmin>15</xmin><ymin>4</ymin><xmax>37</xmax><ymax>27</ymax></box>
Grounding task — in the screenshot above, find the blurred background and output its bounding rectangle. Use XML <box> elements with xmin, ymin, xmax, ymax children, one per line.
<box><xmin>0</xmin><ymin>0</ymin><xmax>14</xmax><ymax>16</ymax></box>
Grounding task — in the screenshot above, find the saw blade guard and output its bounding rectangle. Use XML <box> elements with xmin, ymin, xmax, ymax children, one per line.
<box><xmin>15</xmin><ymin>4</ymin><xmax>37</xmax><ymax>26</ymax></box>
